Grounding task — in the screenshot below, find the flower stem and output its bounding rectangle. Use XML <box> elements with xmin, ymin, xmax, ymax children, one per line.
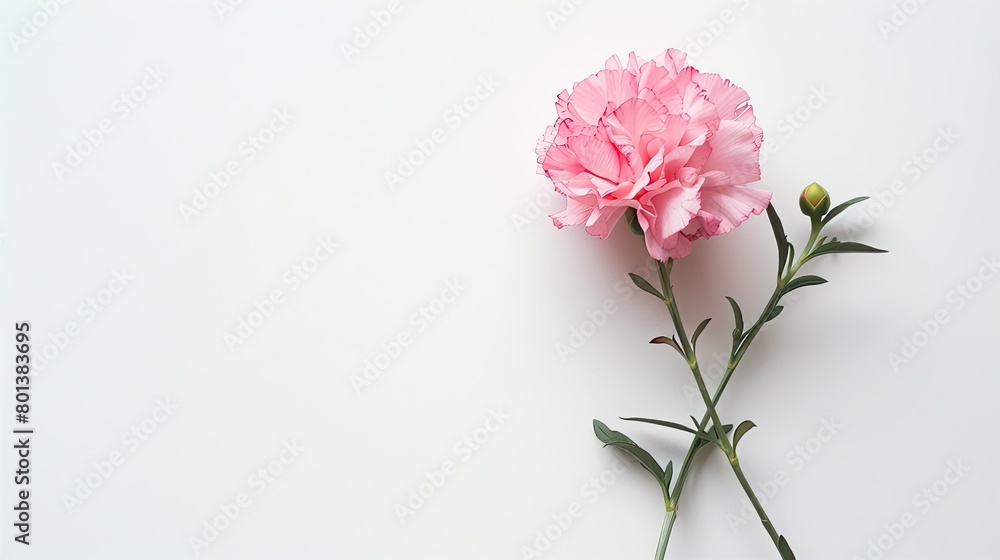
<box><xmin>654</xmin><ymin>510</ymin><xmax>676</xmax><ymax>560</ymax></box>
<box><xmin>655</xmin><ymin>259</ymin><xmax>785</xmax><ymax>554</ymax></box>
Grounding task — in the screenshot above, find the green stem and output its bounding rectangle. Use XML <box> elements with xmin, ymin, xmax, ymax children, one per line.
<box><xmin>655</xmin><ymin>259</ymin><xmax>784</xmax><ymax>553</ymax></box>
<box><xmin>732</xmin><ymin>457</ymin><xmax>778</xmax><ymax>540</ymax></box>
<box><xmin>654</xmin><ymin>510</ymin><xmax>676</xmax><ymax>560</ymax></box>
<box><xmin>669</xmin><ymin>218</ymin><xmax>825</xmax><ymax>510</ymax></box>
<box><xmin>651</xmin><ymin>220</ymin><xmax>825</xmax><ymax>557</ymax></box>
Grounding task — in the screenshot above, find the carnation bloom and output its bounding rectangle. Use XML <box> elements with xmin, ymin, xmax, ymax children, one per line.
<box><xmin>536</xmin><ymin>49</ymin><xmax>771</xmax><ymax>260</ymax></box>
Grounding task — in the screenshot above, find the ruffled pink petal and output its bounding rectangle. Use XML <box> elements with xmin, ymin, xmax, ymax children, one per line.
<box><xmin>681</xmin><ymin>210</ymin><xmax>722</xmax><ymax>240</ymax></box>
<box><xmin>584</xmin><ymin>202</ymin><xmax>629</xmax><ymax>240</ymax></box>
<box><xmin>637</xmin><ymin>182</ymin><xmax>701</xmax><ymax>260</ymax></box>
<box><xmin>697</xmin><ymin>184</ymin><xmax>772</xmax><ymax>236</ymax></box>
<box><xmin>691</xmin><ymin>73</ymin><xmax>751</xmax><ymax>121</ymax></box>
<box><xmin>700</xmin><ymin>120</ymin><xmax>762</xmax><ymax>186</ymax></box>
<box><xmin>550</xmin><ymin>196</ymin><xmax>596</xmax><ymax>228</ymax></box>
<box><xmin>643</xmin><ymin>229</ymin><xmax>692</xmax><ymax>261</ymax></box>
<box><xmin>649</xmin><ymin>49</ymin><xmax>688</xmax><ymax>78</ymax></box>
<box><xmin>541</xmin><ymin>143</ymin><xmax>587</xmax><ymax>182</ymax></box>
<box><xmin>566</xmin><ymin>134</ymin><xmax>627</xmax><ymax>183</ymax></box>
<box><xmin>625</xmin><ymin>51</ymin><xmax>645</xmax><ymax>76</ymax></box>
<box><xmin>603</xmin><ymin>98</ymin><xmax>664</xmax><ymax>157</ymax></box>
<box><xmin>562</xmin><ymin>67</ymin><xmax>639</xmax><ymax>125</ymax></box>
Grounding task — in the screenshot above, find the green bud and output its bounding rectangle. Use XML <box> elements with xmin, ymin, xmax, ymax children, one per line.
<box><xmin>799</xmin><ymin>182</ymin><xmax>831</xmax><ymax>218</ymax></box>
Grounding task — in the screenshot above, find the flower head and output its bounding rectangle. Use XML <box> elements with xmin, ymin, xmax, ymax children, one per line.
<box><xmin>536</xmin><ymin>49</ymin><xmax>771</xmax><ymax>260</ymax></box>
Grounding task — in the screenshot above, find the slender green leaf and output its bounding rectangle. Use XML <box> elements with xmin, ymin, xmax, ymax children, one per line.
<box><xmin>629</xmin><ymin>273</ymin><xmax>664</xmax><ymax>300</ymax></box>
<box><xmin>725</xmin><ymin>296</ymin><xmax>744</xmax><ymax>335</ymax></box>
<box><xmin>766</xmin><ymin>204</ymin><xmax>789</xmax><ymax>275</ymax></box>
<box><xmin>694</xmin><ymin>424</ymin><xmax>733</xmax><ymax>451</ymax></box>
<box><xmin>624</xmin><ymin>207</ymin><xmax>644</xmax><ymax>236</ymax></box>
<box><xmin>786</xmin><ymin>242</ymin><xmax>796</xmax><ymax>274</ymax></box>
<box><xmin>766</xmin><ymin>306</ymin><xmax>784</xmax><ymax>322</ymax></box>
<box><xmin>650</xmin><ymin>336</ymin><xmax>683</xmax><ymax>356</ymax></box>
<box><xmin>822</xmin><ymin>196</ymin><xmax>869</xmax><ymax>225</ymax></box>
<box><xmin>778</xmin><ymin>535</ymin><xmax>796</xmax><ymax>560</ymax></box>
<box><xmin>693</xmin><ymin>416</ymin><xmax>727</xmax><ymax>442</ymax></box>
<box><xmin>663</xmin><ymin>460</ymin><xmax>674</xmax><ymax>491</ymax></box>
<box><xmin>805</xmin><ymin>241</ymin><xmax>887</xmax><ymax>262</ymax></box>
<box><xmin>689</xmin><ymin>416</ymin><xmax>700</xmax><ymax>430</ymax></box>
<box><xmin>732</xmin><ymin>420</ymin><xmax>756</xmax><ymax>449</ymax></box>
<box><xmin>593</xmin><ymin>420</ymin><xmax>664</xmax><ymax>480</ymax></box>
<box><xmin>620</xmin><ymin>416</ymin><xmax>699</xmax><ymax>437</ymax></box>
<box><xmin>782</xmin><ymin>275</ymin><xmax>828</xmax><ymax>297</ymax></box>
<box><xmin>692</xmin><ymin>318</ymin><xmax>712</xmax><ymax>349</ymax></box>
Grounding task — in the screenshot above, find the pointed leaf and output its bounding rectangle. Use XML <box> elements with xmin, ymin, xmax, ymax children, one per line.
<box><xmin>620</xmin><ymin>417</ymin><xmax>712</xmax><ymax>442</ymax></box>
<box><xmin>766</xmin><ymin>306</ymin><xmax>784</xmax><ymax>322</ymax></box>
<box><xmin>694</xmin><ymin>424</ymin><xmax>733</xmax><ymax>451</ymax></box>
<box><xmin>692</xmin><ymin>318</ymin><xmax>712</xmax><ymax>349</ymax></box>
<box><xmin>805</xmin><ymin>241</ymin><xmax>887</xmax><ymax>262</ymax></box>
<box><xmin>593</xmin><ymin>420</ymin><xmax>664</xmax><ymax>480</ymax></box>
<box><xmin>778</xmin><ymin>535</ymin><xmax>796</xmax><ymax>560</ymax></box>
<box><xmin>732</xmin><ymin>420</ymin><xmax>756</xmax><ymax>449</ymax></box>
<box><xmin>593</xmin><ymin>419</ymin><xmax>621</xmax><ymax>444</ymax></box>
<box><xmin>663</xmin><ymin>460</ymin><xmax>673</xmax><ymax>491</ymax></box>
<box><xmin>782</xmin><ymin>275</ymin><xmax>828</xmax><ymax>297</ymax></box>
<box><xmin>725</xmin><ymin>297</ymin><xmax>744</xmax><ymax>335</ymax></box>
<box><xmin>629</xmin><ymin>273</ymin><xmax>664</xmax><ymax>300</ymax></box>
<box><xmin>624</xmin><ymin>207</ymin><xmax>644</xmax><ymax>236</ymax></box>
<box><xmin>650</xmin><ymin>336</ymin><xmax>683</xmax><ymax>356</ymax></box>
<box><xmin>693</xmin><ymin>416</ymin><xmax>727</xmax><ymax>442</ymax></box>
<box><xmin>621</xmin><ymin>416</ymin><xmax>698</xmax><ymax>435</ymax></box>
<box><xmin>766</xmin><ymin>204</ymin><xmax>789</xmax><ymax>275</ymax></box>
<box><xmin>822</xmin><ymin>196</ymin><xmax>869</xmax><ymax>225</ymax></box>
<box><xmin>786</xmin><ymin>242</ymin><xmax>796</xmax><ymax>274</ymax></box>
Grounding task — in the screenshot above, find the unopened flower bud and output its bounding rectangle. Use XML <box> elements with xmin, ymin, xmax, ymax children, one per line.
<box><xmin>799</xmin><ymin>182</ymin><xmax>830</xmax><ymax>218</ymax></box>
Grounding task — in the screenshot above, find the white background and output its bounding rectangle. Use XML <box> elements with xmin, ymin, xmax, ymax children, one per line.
<box><xmin>1</xmin><ymin>1</ymin><xmax>997</xmax><ymax>559</ymax></box>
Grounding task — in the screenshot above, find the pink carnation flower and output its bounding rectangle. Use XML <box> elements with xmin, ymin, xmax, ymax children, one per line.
<box><xmin>537</xmin><ymin>49</ymin><xmax>771</xmax><ymax>260</ymax></box>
